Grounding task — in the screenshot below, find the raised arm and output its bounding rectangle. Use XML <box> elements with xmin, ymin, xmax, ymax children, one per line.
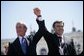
<box><xmin>33</xmin><ymin>8</ymin><xmax>55</xmax><ymax>50</ymax></box>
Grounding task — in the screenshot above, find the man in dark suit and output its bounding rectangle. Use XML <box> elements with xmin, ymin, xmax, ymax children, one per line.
<box><xmin>7</xmin><ymin>15</ymin><xmax>44</xmax><ymax>55</ymax></box>
<box><xmin>34</xmin><ymin>8</ymin><xmax>76</xmax><ymax>55</ymax></box>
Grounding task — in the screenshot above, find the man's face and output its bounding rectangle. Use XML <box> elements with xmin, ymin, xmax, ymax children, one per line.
<box><xmin>54</xmin><ymin>23</ymin><xmax>64</xmax><ymax>36</ymax></box>
<box><xmin>16</xmin><ymin>23</ymin><xmax>27</xmax><ymax>37</ymax></box>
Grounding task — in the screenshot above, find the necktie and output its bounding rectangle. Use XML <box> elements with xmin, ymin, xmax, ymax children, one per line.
<box><xmin>58</xmin><ymin>37</ymin><xmax>62</xmax><ymax>46</ymax></box>
<box><xmin>58</xmin><ymin>37</ymin><xmax>64</xmax><ymax>55</ymax></box>
<box><xmin>21</xmin><ymin>38</ymin><xmax>27</xmax><ymax>54</ymax></box>
<box><xmin>58</xmin><ymin>37</ymin><xmax>62</xmax><ymax>43</ymax></box>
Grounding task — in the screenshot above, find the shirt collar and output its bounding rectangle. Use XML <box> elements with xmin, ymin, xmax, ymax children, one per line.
<box><xmin>18</xmin><ymin>35</ymin><xmax>27</xmax><ymax>44</ymax></box>
<box><xmin>57</xmin><ymin>35</ymin><xmax>64</xmax><ymax>44</ymax></box>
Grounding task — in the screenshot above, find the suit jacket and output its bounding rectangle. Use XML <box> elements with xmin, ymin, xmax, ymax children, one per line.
<box><xmin>7</xmin><ymin>20</ymin><xmax>44</xmax><ymax>55</ymax></box>
<box><xmin>38</xmin><ymin>20</ymin><xmax>76</xmax><ymax>55</ymax></box>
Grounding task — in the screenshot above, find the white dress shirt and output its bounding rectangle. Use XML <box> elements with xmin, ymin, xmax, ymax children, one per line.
<box><xmin>37</xmin><ymin>16</ymin><xmax>43</xmax><ymax>21</ymax></box>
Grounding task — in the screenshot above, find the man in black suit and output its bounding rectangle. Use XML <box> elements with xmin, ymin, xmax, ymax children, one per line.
<box><xmin>7</xmin><ymin>12</ymin><xmax>44</xmax><ymax>55</ymax></box>
<box><xmin>34</xmin><ymin>8</ymin><xmax>76</xmax><ymax>55</ymax></box>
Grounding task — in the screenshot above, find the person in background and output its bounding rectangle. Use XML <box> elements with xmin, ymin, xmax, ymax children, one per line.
<box><xmin>40</xmin><ymin>48</ymin><xmax>47</xmax><ymax>55</ymax></box>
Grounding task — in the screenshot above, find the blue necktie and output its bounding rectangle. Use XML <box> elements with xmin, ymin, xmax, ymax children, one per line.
<box><xmin>21</xmin><ymin>38</ymin><xmax>27</xmax><ymax>54</ymax></box>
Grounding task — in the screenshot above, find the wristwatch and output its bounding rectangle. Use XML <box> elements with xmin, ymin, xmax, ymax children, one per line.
<box><xmin>37</xmin><ymin>15</ymin><xmax>41</xmax><ymax>17</ymax></box>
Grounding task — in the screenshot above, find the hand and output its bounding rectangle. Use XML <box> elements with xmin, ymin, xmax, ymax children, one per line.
<box><xmin>33</xmin><ymin>8</ymin><xmax>41</xmax><ymax>16</ymax></box>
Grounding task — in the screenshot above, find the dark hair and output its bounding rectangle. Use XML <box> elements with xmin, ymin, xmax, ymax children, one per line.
<box><xmin>40</xmin><ymin>48</ymin><xmax>47</xmax><ymax>52</ymax></box>
<box><xmin>53</xmin><ymin>21</ymin><xmax>64</xmax><ymax>28</ymax></box>
<box><xmin>23</xmin><ymin>24</ymin><xmax>27</xmax><ymax>30</ymax></box>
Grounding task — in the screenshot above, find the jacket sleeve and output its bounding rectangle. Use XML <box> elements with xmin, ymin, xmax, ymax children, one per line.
<box><xmin>36</xmin><ymin>19</ymin><xmax>57</xmax><ymax>52</ymax></box>
<box><xmin>29</xmin><ymin>20</ymin><xmax>45</xmax><ymax>55</ymax></box>
<box><xmin>31</xmin><ymin>20</ymin><xmax>45</xmax><ymax>45</ymax></box>
<box><xmin>7</xmin><ymin>43</ymin><xmax>15</xmax><ymax>55</ymax></box>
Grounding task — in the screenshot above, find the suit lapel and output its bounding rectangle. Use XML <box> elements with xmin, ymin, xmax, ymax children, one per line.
<box><xmin>13</xmin><ymin>37</ymin><xmax>24</xmax><ymax>55</ymax></box>
<box><xmin>25</xmin><ymin>37</ymin><xmax>30</xmax><ymax>46</ymax></box>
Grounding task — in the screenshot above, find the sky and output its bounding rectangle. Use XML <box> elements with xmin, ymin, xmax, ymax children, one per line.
<box><xmin>1</xmin><ymin>1</ymin><xmax>83</xmax><ymax>39</ymax></box>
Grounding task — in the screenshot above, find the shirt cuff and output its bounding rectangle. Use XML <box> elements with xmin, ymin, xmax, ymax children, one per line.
<box><xmin>37</xmin><ymin>17</ymin><xmax>43</xmax><ymax>21</ymax></box>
